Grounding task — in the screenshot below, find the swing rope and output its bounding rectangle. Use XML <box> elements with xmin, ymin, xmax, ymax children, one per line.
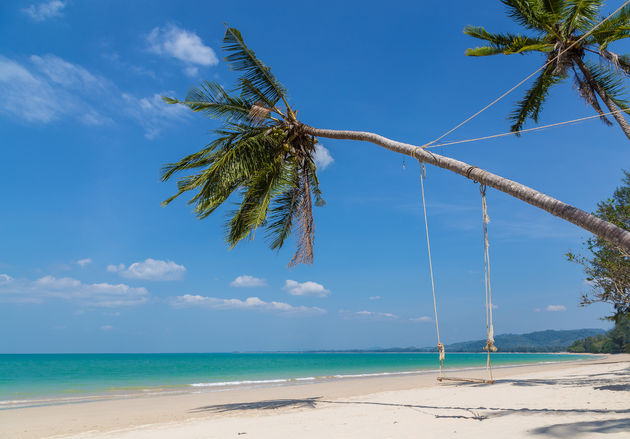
<box><xmin>418</xmin><ymin>161</ymin><xmax>444</xmax><ymax>376</ymax></box>
<box><xmin>481</xmin><ymin>185</ymin><xmax>497</xmax><ymax>381</ymax></box>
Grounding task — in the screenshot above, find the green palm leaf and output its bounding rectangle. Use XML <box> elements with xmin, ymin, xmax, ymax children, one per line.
<box><xmin>591</xmin><ymin>4</ymin><xmax>630</xmax><ymax>49</ymax></box>
<box><xmin>464</xmin><ymin>26</ymin><xmax>552</xmax><ymax>55</ymax></box>
<box><xmin>162</xmin><ymin>27</ymin><xmax>325</xmax><ymax>266</ymax></box>
<box><xmin>164</xmin><ymin>81</ymin><xmax>254</xmax><ymax>123</ymax></box>
<box><xmin>510</xmin><ymin>63</ymin><xmax>565</xmax><ymax>132</ymax></box>
<box><xmin>561</xmin><ymin>0</ymin><xmax>603</xmax><ymax>35</ymax></box>
<box><xmin>587</xmin><ymin>61</ymin><xmax>630</xmax><ymax>109</ymax></box>
<box><xmin>223</xmin><ymin>26</ymin><xmax>291</xmax><ymax>111</ymax></box>
<box><xmin>500</xmin><ymin>0</ymin><xmax>560</xmax><ymax>35</ymax></box>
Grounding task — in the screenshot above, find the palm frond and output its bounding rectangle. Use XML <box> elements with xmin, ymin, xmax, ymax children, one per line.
<box><xmin>500</xmin><ymin>0</ymin><xmax>560</xmax><ymax>34</ymax></box>
<box><xmin>266</xmin><ymin>172</ymin><xmax>300</xmax><ymax>251</ymax></box>
<box><xmin>599</xmin><ymin>50</ymin><xmax>630</xmax><ymax>76</ymax></box>
<box><xmin>541</xmin><ymin>0</ymin><xmax>565</xmax><ymax>18</ymax></box>
<box><xmin>162</xmin><ymin>28</ymin><xmax>325</xmax><ymax>267</ymax></box>
<box><xmin>590</xmin><ymin>4</ymin><xmax>630</xmax><ymax>48</ymax></box>
<box><xmin>223</xmin><ymin>26</ymin><xmax>290</xmax><ymax>111</ymax></box>
<box><xmin>163</xmin><ymin>81</ymin><xmax>254</xmax><ymax>123</ymax></box>
<box><xmin>561</xmin><ymin>0</ymin><xmax>603</xmax><ymax>35</ymax></box>
<box><xmin>587</xmin><ymin>60</ymin><xmax>630</xmax><ymax>110</ymax></box>
<box><xmin>510</xmin><ymin>63</ymin><xmax>566</xmax><ymax>132</ymax></box>
<box><xmin>573</xmin><ymin>67</ymin><xmax>613</xmax><ymax>125</ymax></box>
<box><xmin>289</xmin><ymin>166</ymin><xmax>316</xmax><ymax>267</ymax></box>
<box><xmin>226</xmin><ymin>156</ymin><xmax>286</xmax><ymax>245</ymax></box>
<box><xmin>464</xmin><ymin>26</ymin><xmax>552</xmax><ymax>55</ymax></box>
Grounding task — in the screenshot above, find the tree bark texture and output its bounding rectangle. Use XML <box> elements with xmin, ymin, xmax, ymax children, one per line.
<box><xmin>575</xmin><ymin>57</ymin><xmax>630</xmax><ymax>142</ymax></box>
<box><xmin>303</xmin><ymin>124</ymin><xmax>630</xmax><ymax>252</ymax></box>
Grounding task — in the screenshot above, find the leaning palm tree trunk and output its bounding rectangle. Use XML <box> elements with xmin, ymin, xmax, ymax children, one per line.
<box><xmin>302</xmin><ymin>124</ymin><xmax>630</xmax><ymax>252</ymax></box>
<box><xmin>574</xmin><ymin>58</ymin><xmax>630</xmax><ymax>142</ymax></box>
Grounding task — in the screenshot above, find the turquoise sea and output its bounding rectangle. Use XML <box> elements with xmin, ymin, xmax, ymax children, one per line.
<box><xmin>0</xmin><ymin>353</ymin><xmax>593</xmax><ymax>408</ymax></box>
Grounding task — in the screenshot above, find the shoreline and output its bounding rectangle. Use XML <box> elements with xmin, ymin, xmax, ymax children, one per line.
<box><xmin>0</xmin><ymin>353</ymin><xmax>601</xmax><ymax>411</ymax></box>
<box><xmin>1</xmin><ymin>353</ymin><xmax>627</xmax><ymax>439</ymax></box>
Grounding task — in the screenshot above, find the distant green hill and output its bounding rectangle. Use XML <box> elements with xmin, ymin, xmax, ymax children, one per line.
<box><xmin>568</xmin><ymin>315</ymin><xmax>630</xmax><ymax>353</ymax></box>
<box><xmin>306</xmin><ymin>329</ymin><xmax>608</xmax><ymax>353</ymax></box>
<box><xmin>443</xmin><ymin>329</ymin><xmax>606</xmax><ymax>352</ymax></box>
<box><xmin>329</xmin><ymin>329</ymin><xmax>607</xmax><ymax>353</ymax></box>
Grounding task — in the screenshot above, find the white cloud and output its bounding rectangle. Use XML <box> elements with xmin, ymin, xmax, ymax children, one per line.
<box><xmin>147</xmin><ymin>25</ymin><xmax>218</xmax><ymax>75</ymax></box>
<box><xmin>30</xmin><ymin>55</ymin><xmax>105</xmax><ymax>91</ymax></box>
<box><xmin>0</xmin><ymin>54</ymin><xmax>186</xmax><ymax>138</ymax></box>
<box><xmin>111</xmin><ymin>258</ymin><xmax>186</xmax><ymax>281</ymax></box>
<box><xmin>534</xmin><ymin>308</ymin><xmax>541</xmax><ymax>313</ymax></box>
<box><xmin>107</xmin><ymin>264</ymin><xmax>125</xmax><ymax>273</ymax></box>
<box><xmin>100</xmin><ymin>325</ymin><xmax>114</xmax><ymax>331</ymax></box>
<box><xmin>369</xmin><ymin>296</ymin><xmax>381</xmax><ymax>301</ymax></box>
<box><xmin>77</xmin><ymin>258</ymin><xmax>92</xmax><ymax>267</ymax></box>
<box><xmin>22</xmin><ymin>0</ymin><xmax>66</xmax><ymax>21</ymax></box>
<box><xmin>546</xmin><ymin>305</ymin><xmax>567</xmax><ymax>312</ymax></box>
<box><xmin>0</xmin><ymin>274</ymin><xmax>148</xmax><ymax>307</ymax></box>
<box><xmin>172</xmin><ymin>294</ymin><xmax>325</xmax><ymax>315</ymax></box>
<box><xmin>283</xmin><ymin>280</ymin><xmax>330</xmax><ymax>298</ymax></box>
<box><xmin>0</xmin><ymin>274</ymin><xmax>13</xmax><ymax>284</ymax></box>
<box><xmin>230</xmin><ymin>275</ymin><xmax>267</xmax><ymax>288</ymax></box>
<box><xmin>410</xmin><ymin>316</ymin><xmax>432</xmax><ymax>322</ymax></box>
<box><xmin>354</xmin><ymin>310</ymin><xmax>397</xmax><ymax>319</ymax></box>
<box><xmin>313</xmin><ymin>144</ymin><xmax>334</xmax><ymax>170</ymax></box>
<box><xmin>184</xmin><ymin>66</ymin><xmax>199</xmax><ymax>77</ymax></box>
<box><xmin>122</xmin><ymin>92</ymin><xmax>189</xmax><ymax>139</ymax></box>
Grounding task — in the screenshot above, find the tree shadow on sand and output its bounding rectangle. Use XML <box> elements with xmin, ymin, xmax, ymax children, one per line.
<box><xmin>494</xmin><ymin>367</ymin><xmax>630</xmax><ymax>391</ymax></box>
<box><xmin>530</xmin><ymin>418</ymin><xmax>630</xmax><ymax>437</ymax></box>
<box><xmin>190</xmin><ymin>398</ymin><xmax>630</xmax><ymax>419</ymax></box>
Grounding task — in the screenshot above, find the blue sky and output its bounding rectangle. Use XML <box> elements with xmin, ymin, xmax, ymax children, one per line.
<box><xmin>0</xmin><ymin>0</ymin><xmax>628</xmax><ymax>353</ymax></box>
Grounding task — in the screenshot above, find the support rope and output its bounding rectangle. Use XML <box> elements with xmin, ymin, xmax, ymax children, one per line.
<box><xmin>481</xmin><ymin>185</ymin><xmax>497</xmax><ymax>382</ymax></box>
<box><xmin>422</xmin><ymin>0</ymin><xmax>630</xmax><ymax>148</ymax></box>
<box><xmin>418</xmin><ymin>161</ymin><xmax>444</xmax><ymax>375</ymax></box>
<box><xmin>425</xmin><ymin>108</ymin><xmax>630</xmax><ymax>149</ymax></box>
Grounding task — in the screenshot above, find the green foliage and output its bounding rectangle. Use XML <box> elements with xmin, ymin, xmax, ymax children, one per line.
<box><xmin>568</xmin><ymin>314</ymin><xmax>630</xmax><ymax>353</ymax></box>
<box><xmin>463</xmin><ymin>26</ymin><xmax>552</xmax><ymax>56</ymax></box>
<box><xmin>162</xmin><ymin>27</ymin><xmax>325</xmax><ymax>266</ymax></box>
<box><xmin>510</xmin><ymin>64</ymin><xmax>565</xmax><ymax>132</ymax></box>
<box><xmin>465</xmin><ymin>0</ymin><xmax>630</xmax><ymax>135</ymax></box>
<box><xmin>567</xmin><ymin>171</ymin><xmax>630</xmax><ymax>317</ymax></box>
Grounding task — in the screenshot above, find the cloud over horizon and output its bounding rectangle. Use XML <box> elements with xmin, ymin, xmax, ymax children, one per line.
<box><xmin>172</xmin><ymin>294</ymin><xmax>325</xmax><ymax>315</ymax></box>
<box><xmin>0</xmin><ymin>273</ymin><xmax>148</xmax><ymax>307</ymax></box>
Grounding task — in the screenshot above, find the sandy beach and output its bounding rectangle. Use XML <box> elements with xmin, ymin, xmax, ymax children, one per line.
<box><xmin>1</xmin><ymin>354</ymin><xmax>628</xmax><ymax>439</ymax></box>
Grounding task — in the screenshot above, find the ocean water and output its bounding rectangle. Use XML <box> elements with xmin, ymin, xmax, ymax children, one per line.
<box><xmin>0</xmin><ymin>353</ymin><xmax>592</xmax><ymax>408</ymax></box>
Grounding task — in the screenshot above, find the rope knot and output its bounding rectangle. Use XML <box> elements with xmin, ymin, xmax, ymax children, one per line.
<box><xmin>485</xmin><ymin>339</ymin><xmax>498</xmax><ymax>353</ymax></box>
<box><xmin>437</xmin><ymin>342</ymin><xmax>445</xmax><ymax>361</ymax></box>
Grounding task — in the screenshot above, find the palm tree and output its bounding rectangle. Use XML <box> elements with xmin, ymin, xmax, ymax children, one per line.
<box><xmin>163</xmin><ymin>26</ymin><xmax>630</xmax><ymax>264</ymax></box>
<box><xmin>464</xmin><ymin>0</ymin><xmax>630</xmax><ymax>140</ymax></box>
<box><xmin>163</xmin><ymin>28</ymin><xmax>324</xmax><ymax>267</ymax></box>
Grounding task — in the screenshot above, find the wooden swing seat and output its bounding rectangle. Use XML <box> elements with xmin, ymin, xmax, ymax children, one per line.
<box><xmin>437</xmin><ymin>376</ymin><xmax>495</xmax><ymax>384</ymax></box>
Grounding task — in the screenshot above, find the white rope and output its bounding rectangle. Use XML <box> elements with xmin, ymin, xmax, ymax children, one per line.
<box><xmin>418</xmin><ymin>162</ymin><xmax>444</xmax><ymax>374</ymax></box>
<box><xmin>425</xmin><ymin>108</ymin><xmax>630</xmax><ymax>149</ymax></box>
<box><xmin>481</xmin><ymin>185</ymin><xmax>497</xmax><ymax>381</ymax></box>
<box><xmin>422</xmin><ymin>0</ymin><xmax>630</xmax><ymax>148</ymax></box>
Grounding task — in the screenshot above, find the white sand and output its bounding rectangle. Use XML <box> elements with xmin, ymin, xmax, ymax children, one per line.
<box><xmin>2</xmin><ymin>355</ymin><xmax>629</xmax><ymax>439</ymax></box>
